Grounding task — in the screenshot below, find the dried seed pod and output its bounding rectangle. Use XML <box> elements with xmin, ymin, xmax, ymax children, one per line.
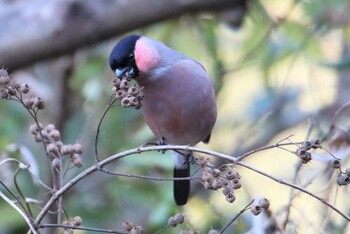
<box><xmin>232</xmin><ymin>181</ymin><xmax>242</xmax><ymax>190</ymax></box>
<box><xmin>337</xmin><ymin>174</ymin><xmax>350</xmax><ymax>186</ymax></box>
<box><xmin>250</xmin><ymin>205</ymin><xmax>262</xmax><ymax>215</ymax></box>
<box><xmin>331</xmin><ymin>159</ymin><xmax>341</xmax><ymax>169</ymax></box>
<box><xmin>34</xmin><ymin>97</ymin><xmax>45</xmax><ymax>109</ymax></box>
<box><xmin>72</xmin><ymin>216</ymin><xmax>82</xmax><ymax>226</ymax></box>
<box><xmin>195</xmin><ymin>156</ymin><xmax>208</xmax><ymax>167</ymax></box>
<box><xmin>123</xmin><ymin>220</ymin><xmax>134</xmax><ymax>232</ymax></box>
<box><xmin>128</xmin><ymin>87</ymin><xmax>140</xmax><ymax>96</ymax></box>
<box><xmin>259</xmin><ymin>198</ymin><xmax>270</xmax><ymax>209</ymax></box>
<box><xmin>296</xmin><ymin>148</ymin><xmax>312</xmax><ymax>163</ymax></box>
<box><xmin>120</xmin><ymin>79</ymin><xmax>129</xmax><ymax>89</ymax></box>
<box><xmin>212</xmin><ymin>178</ymin><xmax>224</xmax><ymax>190</ymax></box>
<box><xmin>20</xmin><ymin>83</ymin><xmax>30</xmax><ymax>94</ymax></box>
<box><xmin>111</xmin><ymin>78</ymin><xmax>120</xmax><ymax>87</ymax></box>
<box><xmin>310</xmin><ymin>139</ymin><xmax>321</xmax><ymax>149</ymax></box>
<box><xmin>302</xmin><ymin>141</ymin><xmax>312</xmax><ymax>150</ymax></box>
<box><xmin>201</xmin><ymin>171</ymin><xmax>213</xmax><ymax>182</ymax></box>
<box><xmin>203</xmin><ymin>181</ymin><xmax>212</xmax><ymax>189</ymax></box>
<box><xmin>49</xmin><ymin>129</ymin><xmax>61</xmax><ymax>141</ymax></box>
<box><xmin>45</xmin><ymin>124</ymin><xmax>56</xmax><ymax>132</ymax></box>
<box><xmin>61</xmin><ymin>144</ymin><xmax>75</xmax><ymax>155</ymax></box>
<box><xmin>225</xmin><ymin>193</ymin><xmax>236</xmax><ymax>203</ymax></box>
<box><xmin>121</xmin><ymin>97</ymin><xmax>132</xmax><ymax>107</ymax></box>
<box><xmin>168</xmin><ymin>216</ymin><xmax>177</xmax><ymax>227</ymax></box>
<box><xmin>0</xmin><ymin>71</ymin><xmax>10</xmax><ymax>85</ymax></box>
<box><xmin>29</xmin><ymin>124</ymin><xmax>40</xmax><ymax>134</ymax></box>
<box><xmin>173</xmin><ymin>213</ymin><xmax>184</xmax><ymax>224</ymax></box>
<box><xmin>72</xmin><ymin>156</ymin><xmax>83</xmax><ymax>168</ymax></box>
<box><xmin>23</xmin><ymin>97</ymin><xmax>34</xmax><ymax>108</ymax></box>
<box><xmin>73</xmin><ymin>143</ymin><xmax>83</xmax><ymax>154</ymax></box>
<box><xmin>0</xmin><ymin>89</ymin><xmax>9</xmax><ymax>99</ymax></box>
<box><xmin>345</xmin><ymin>168</ymin><xmax>350</xmax><ymax>176</ymax></box>
<box><xmin>7</xmin><ymin>87</ymin><xmax>16</xmax><ymax>96</ymax></box>
<box><xmin>46</xmin><ymin>143</ymin><xmax>58</xmax><ymax>154</ymax></box>
<box><xmin>212</xmin><ymin>169</ymin><xmax>221</xmax><ymax>177</ymax></box>
<box><xmin>115</xmin><ymin>90</ymin><xmax>126</xmax><ymax>99</ymax></box>
<box><xmin>225</xmin><ymin>168</ymin><xmax>240</xmax><ymax>180</ymax></box>
<box><xmin>52</xmin><ymin>158</ymin><xmax>61</xmax><ymax>171</ymax></box>
<box><xmin>222</xmin><ymin>184</ymin><xmax>233</xmax><ymax>196</ymax></box>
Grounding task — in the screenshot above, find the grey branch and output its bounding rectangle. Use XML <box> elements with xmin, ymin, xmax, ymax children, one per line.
<box><xmin>0</xmin><ymin>0</ymin><xmax>246</xmax><ymax>71</ymax></box>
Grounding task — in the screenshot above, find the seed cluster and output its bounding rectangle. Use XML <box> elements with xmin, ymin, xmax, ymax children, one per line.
<box><xmin>167</xmin><ymin>213</ymin><xmax>185</xmax><ymax>227</ymax></box>
<box><xmin>63</xmin><ymin>216</ymin><xmax>83</xmax><ymax>233</ymax></box>
<box><xmin>0</xmin><ymin>68</ymin><xmax>45</xmax><ymax>111</ymax></box>
<box><xmin>111</xmin><ymin>77</ymin><xmax>143</xmax><ymax>109</ymax></box>
<box><xmin>196</xmin><ymin>156</ymin><xmax>241</xmax><ymax>203</ymax></box>
<box><xmin>29</xmin><ymin>123</ymin><xmax>83</xmax><ymax>168</ymax></box>
<box><xmin>122</xmin><ymin>220</ymin><xmax>145</xmax><ymax>234</ymax></box>
<box><xmin>295</xmin><ymin>139</ymin><xmax>321</xmax><ymax>164</ymax></box>
<box><xmin>250</xmin><ymin>198</ymin><xmax>270</xmax><ymax>216</ymax></box>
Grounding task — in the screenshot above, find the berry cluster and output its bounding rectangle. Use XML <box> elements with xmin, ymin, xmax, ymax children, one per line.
<box><xmin>111</xmin><ymin>77</ymin><xmax>143</xmax><ymax>109</ymax></box>
<box><xmin>167</xmin><ymin>213</ymin><xmax>185</xmax><ymax>227</ymax></box>
<box><xmin>337</xmin><ymin>168</ymin><xmax>350</xmax><ymax>186</ymax></box>
<box><xmin>122</xmin><ymin>220</ymin><xmax>145</xmax><ymax>234</ymax></box>
<box><xmin>196</xmin><ymin>156</ymin><xmax>241</xmax><ymax>203</ymax></box>
<box><xmin>29</xmin><ymin>123</ymin><xmax>83</xmax><ymax>168</ymax></box>
<box><xmin>295</xmin><ymin>139</ymin><xmax>321</xmax><ymax>164</ymax></box>
<box><xmin>63</xmin><ymin>216</ymin><xmax>82</xmax><ymax>234</ymax></box>
<box><xmin>0</xmin><ymin>68</ymin><xmax>45</xmax><ymax>111</ymax></box>
<box><xmin>250</xmin><ymin>198</ymin><xmax>270</xmax><ymax>216</ymax></box>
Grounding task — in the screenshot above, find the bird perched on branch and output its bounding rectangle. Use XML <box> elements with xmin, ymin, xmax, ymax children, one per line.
<box><xmin>109</xmin><ymin>34</ymin><xmax>217</xmax><ymax>206</ymax></box>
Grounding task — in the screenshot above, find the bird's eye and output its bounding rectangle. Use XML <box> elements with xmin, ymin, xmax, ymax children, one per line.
<box><xmin>129</xmin><ymin>53</ymin><xmax>134</xmax><ymax>59</ymax></box>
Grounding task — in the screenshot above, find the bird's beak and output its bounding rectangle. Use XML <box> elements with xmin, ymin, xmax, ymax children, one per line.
<box><xmin>115</xmin><ymin>67</ymin><xmax>136</xmax><ymax>79</ymax></box>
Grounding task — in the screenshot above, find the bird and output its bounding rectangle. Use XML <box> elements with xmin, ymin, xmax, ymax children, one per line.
<box><xmin>109</xmin><ymin>34</ymin><xmax>217</xmax><ymax>206</ymax></box>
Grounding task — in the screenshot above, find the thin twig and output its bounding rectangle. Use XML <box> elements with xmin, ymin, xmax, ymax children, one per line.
<box><xmin>219</xmin><ymin>199</ymin><xmax>254</xmax><ymax>233</ymax></box>
<box><xmin>14</xmin><ymin>168</ymin><xmax>34</xmax><ymax>219</ymax></box>
<box><xmin>236</xmin><ymin>141</ymin><xmax>302</xmax><ymax>161</ymax></box>
<box><xmin>100</xmin><ymin>167</ymin><xmax>201</xmax><ymax>181</ymax></box>
<box><xmin>94</xmin><ymin>96</ymin><xmax>117</xmax><ymax>163</ymax></box>
<box><xmin>0</xmin><ymin>186</ymin><xmax>37</xmax><ymax>234</ymax></box>
<box><xmin>39</xmin><ymin>223</ymin><xmax>126</xmax><ymax>234</ymax></box>
<box><xmin>282</xmin><ymin>162</ymin><xmax>302</xmax><ymax>230</ymax></box>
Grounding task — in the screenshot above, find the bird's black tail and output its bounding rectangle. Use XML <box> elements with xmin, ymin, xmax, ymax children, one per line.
<box><xmin>173</xmin><ymin>165</ymin><xmax>190</xmax><ymax>206</ymax></box>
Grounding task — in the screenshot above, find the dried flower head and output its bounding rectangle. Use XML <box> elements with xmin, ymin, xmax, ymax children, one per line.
<box><xmin>111</xmin><ymin>76</ymin><xmax>143</xmax><ymax>109</ymax></box>
<box><xmin>259</xmin><ymin>198</ymin><xmax>270</xmax><ymax>209</ymax></box>
<box><xmin>250</xmin><ymin>204</ymin><xmax>262</xmax><ymax>216</ymax></box>
<box><xmin>71</xmin><ymin>216</ymin><xmax>82</xmax><ymax>226</ymax></box>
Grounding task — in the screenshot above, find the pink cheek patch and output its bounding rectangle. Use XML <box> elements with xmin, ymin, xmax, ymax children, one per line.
<box><xmin>135</xmin><ymin>39</ymin><xmax>160</xmax><ymax>74</ymax></box>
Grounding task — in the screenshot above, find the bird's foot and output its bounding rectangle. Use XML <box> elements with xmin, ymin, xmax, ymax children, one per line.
<box><xmin>174</xmin><ymin>150</ymin><xmax>194</xmax><ymax>166</ymax></box>
<box><xmin>158</xmin><ymin>137</ymin><xmax>167</xmax><ymax>154</ymax></box>
<box><xmin>140</xmin><ymin>137</ymin><xmax>167</xmax><ymax>154</ymax></box>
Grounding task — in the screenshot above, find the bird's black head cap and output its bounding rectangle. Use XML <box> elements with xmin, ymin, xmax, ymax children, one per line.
<box><xmin>109</xmin><ymin>34</ymin><xmax>141</xmax><ymax>79</ymax></box>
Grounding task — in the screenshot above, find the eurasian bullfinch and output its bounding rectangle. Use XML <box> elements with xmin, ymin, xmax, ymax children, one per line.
<box><xmin>109</xmin><ymin>35</ymin><xmax>217</xmax><ymax>206</ymax></box>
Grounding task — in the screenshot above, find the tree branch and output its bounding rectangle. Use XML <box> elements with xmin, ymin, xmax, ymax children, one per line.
<box><xmin>32</xmin><ymin>144</ymin><xmax>350</xmax><ymax>227</ymax></box>
<box><xmin>0</xmin><ymin>0</ymin><xmax>247</xmax><ymax>71</ymax></box>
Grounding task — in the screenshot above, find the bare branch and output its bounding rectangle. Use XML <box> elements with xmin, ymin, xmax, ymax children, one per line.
<box><xmin>32</xmin><ymin>144</ymin><xmax>350</xmax><ymax>226</ymax></box>
<box><xmin>0</xmin><ymin>0</ymin><xmax>246</xmax><ymax>71</ymax></box>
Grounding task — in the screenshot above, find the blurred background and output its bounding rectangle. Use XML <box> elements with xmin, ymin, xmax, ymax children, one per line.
<box><xmin>1</xmin><ymin>0</ymin><xmax>350</xmax><ymax>233</ymax></box>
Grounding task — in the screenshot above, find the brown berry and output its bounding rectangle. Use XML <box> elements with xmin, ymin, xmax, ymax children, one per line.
<box><xmin>250</xmin><ymin>205</ymin><xmax>262</xmax><ymax>215</ymax></box>
<box><xmin>259</xmin><ymin>198</ymin><xmax>270</xmax><ymax>209</ymax></box>
<box><xmin>167</xmin><ymin>216</ymin><xmax>177</xmax><ymax>227</ymax></box>
<box><xmin>225</xmin><ymin>193</ymin><xmax>236</xmax><ymax>203</ymax></box>
<box><xmin>123</xmin><ymin>220</ymin><xmax>134</xmax><ymax>232</ymax></box>
<box><xmin>72</xmin><ymin>216</ymin><xmax>82</xmax><ymax>226</ymax></box>
<box><xmin>173</xmin><ymin>213</ymin><xmax>184</xmax><ymax>224</ymax></box>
